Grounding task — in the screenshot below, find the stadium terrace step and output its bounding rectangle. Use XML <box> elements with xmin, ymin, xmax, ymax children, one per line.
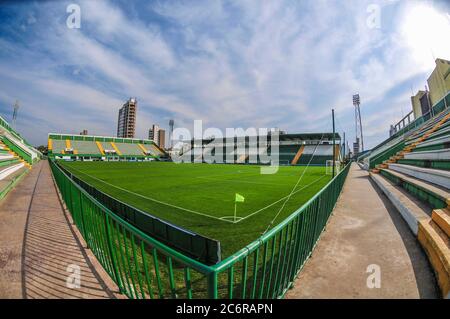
<box><xmin>408</xmin><ymin>107</ymin><xmax>450</xmax><ymax>139</ymax></box>
<box><xmin>0</xmin><ymin>162</ymin><xmax>25</xmax><ymax>180</ymax></box>
<box><xmin>291</xmin><ymin>145</ymin><xmax>305</xmax><ymax>165</ymax></box>
<box><xmin>388</xmin><ymin>163</ymin><xmax>450</xmax><ymax>190</ymax></box>
<box><xmin>65</xmin><ymin>139</ymin><xmax>72</xmax><ymax>149</ymax></box>
<box><xmin>397</xmin><ymin>159</ymin><xmax>450</xmax><ymax>171</ymax></box>
<box><xmin>417</xmin><ymin>219</ymin><xmax>450</xmax><ymax>299</ymax></box>
<box><xmin>0</xmin><ymin>158</ymin><xmax>19</xmax><ymax>166</ymax></box>
<box><xmin>138</xmin><ymin>143</ymin><xmax>148</xmax><ymax>155</ymax></box>
<box><xmin>370</xmin><ymin>172</ymin><xmax>431</xmax><ymax>235</ymax></box>
<box><xmin>432</xmin><ymin>209</ymin><xmax>450</xmax><ymax>238</ymax></box>
<box><xmin>404</xmin><ymin>148</ymin><xmax>450</xmax><ymax>161</ymax></box>
<box><xmin>425</xmin><ymin>124</ymin><xmax>450</xmax><ymax>142</ymax></box>
<box><xmin>405</xmin><ymin>111</ymin><xmax>450</xmax><ymax>146</ymax></box>
<box><xmin>110</xmin><ymin>142</ymin><xmax>122</xmax><ymax>155</ymax></box>
<box><xmin>0</xmin><ymin>154</ymin><xmax>15</xmax><ymax>160</ymax></box>
<box><xmin>0</xmin><ymin>165</ymin><xmax>28</xmax><ymax>200</ymax></box>
<box><xmin>96</xmin><ymin>141</ymin><xmax>105</xmax><ymax>155</ymax></box>
<box><xmin>380</xmin><ymin>168</ymin><xmax>450</xmax><ymax>209</ymax></box>
<box><xmin>412</xmin><ymin>135</ymin><xmax>450</xmax><ymax>152</ymax></box>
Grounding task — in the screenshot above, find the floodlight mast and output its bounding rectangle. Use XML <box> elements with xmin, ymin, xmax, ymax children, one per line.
<box><xmin>353</xmin><ymin>94</ymin><xmax>364</xmax><ymax>153</ymax></box>
<box><xmin>169</xmin><ymin>119</ymin><xmax>174</xmax><ymax>149</ymax></box>
<box><xmin>12</xmin><ymin>100</ymin><xmax>20</xmax><ymax>128</ymax></box>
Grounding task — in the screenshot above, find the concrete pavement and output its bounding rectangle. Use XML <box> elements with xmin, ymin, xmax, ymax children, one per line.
<box><xmin>285</xmin><ymin>163</ymin><xmax>439</xmax><ymax>298</ymax></box>
<box><xmin>0</xmin><ymin>160</ymin><xmax>118</xmax><ymax>299</ymax></box>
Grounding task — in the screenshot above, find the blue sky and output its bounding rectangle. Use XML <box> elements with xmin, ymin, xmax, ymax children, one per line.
<box><xmin>0</xmin><ymin>0</ymin><xmax>449</xmax><ymax>147</ymax></box>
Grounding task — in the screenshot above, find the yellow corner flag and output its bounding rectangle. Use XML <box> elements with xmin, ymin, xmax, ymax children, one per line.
<box><xmin>235</xmin><ymin>193</ymin><xmax>245</xmax><ymax>203</ymax></box>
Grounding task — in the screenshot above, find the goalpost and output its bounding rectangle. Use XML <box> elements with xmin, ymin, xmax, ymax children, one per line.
<box><xmin>326</xmin><ymin>160</ymin><xmax>341</xmax><ymax>175</ymax></box>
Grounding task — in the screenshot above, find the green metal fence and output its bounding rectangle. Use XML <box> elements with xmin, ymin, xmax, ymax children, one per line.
<box><xmin>50</xmin><ymin>160</ymin><xmax>350</xmax><ymax>299</ymax></box>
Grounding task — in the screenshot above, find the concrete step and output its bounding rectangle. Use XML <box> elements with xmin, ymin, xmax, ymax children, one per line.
<box><xmin>406</xmin><ymin>109</ymin><xmax>450</xmax><ymax>145</ymax></box>
<box><xmin>418</xmin><ymin>219</ymin><xmax>450</xmax><ymax>299</ymax></box>
<box><xmin>388</xmin><ymin>163</ymin><xmax>450</xmax><ymax>190</ymax></box>
<box><xmin>432</xmin><ymin>209</ymin><xmax>450</xmax><ymax>238</ymax></box>
<box><xmin>418</xmin><ymin>121</ymin><xmax>450</xmax><ymax>143</ymax></box>
<box><xmin>380</xmin><ymin>168</ymin><xmax>450</xmax><ymax>209</ymax></box>
<box><xmin>414</xmin><ymin>135</ymin><xmax>450</xmax><ymax>151</ymax></box>
<box><xmin>0</xmin><ymin>163</ymin><xmax>25</xmax><ymax>180</ymax></box>
<box><xmin>370</xmin><ymin>172</ymin><xmax>431</xmax><ymax>235</ymax></box>
<box><xmin>404</xmin><ymin>148</ymin><xmax>450</xmax><ymax>161</ymax></box>
<box><xmin>397</xmin><ymin>159</ymin><xmax>450</xmax><ymax>171</ymax></box>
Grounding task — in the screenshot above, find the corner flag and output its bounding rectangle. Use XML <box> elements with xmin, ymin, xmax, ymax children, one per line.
<box><xmin>235</xmin><ymin>193</ymin><xmax>245</xmax><ymax>203</ymax></box>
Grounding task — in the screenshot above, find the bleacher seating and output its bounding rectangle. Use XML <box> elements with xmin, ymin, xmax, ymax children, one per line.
<box><xmin>71</xmin><ymin>140</ymin><xmax>102</xmax><ymax>155</ymax></box>
<box><xmin>100</xmin><ymin>141</ymin><xmax>117</xmax><ymax>154</ymax></box>
<box><xmin>48</xmin><ymin>134</ymin><xmax>166</xmax><ymax>160</ymax></box>
<box><xmin>369</xmin><ymin>104</ymin><xmax>450</xmax><ymax>299</ymax></box>
<box><xmin>115</xmin><ymin>143</ymin><xmax>145</xmax><ymax>156</ymax></box>
<box><xmin>148</xmin><ymin>144</ymin><xmax>164</xmax><ymax>157</ymax></box>
<box><xmin>177</xmin><ymin>133</ymin><xmax>339</xmax><ymax>165</ymax></box>
<box><xmin>277</xmin><ymin>145</ymin><xmax>301</xmax><ymax>163</ymax></box>
<box><xmin>0</xmin><ymin>159</ymin><xmax>27</xmax><ymax>200</ymax></box>
<box><xmin>52</xmin><ymin>139</ymin><xmax>67</xmax><ymax>154</ymax></box>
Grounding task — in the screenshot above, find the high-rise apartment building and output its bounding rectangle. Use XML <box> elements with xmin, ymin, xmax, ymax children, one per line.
<box><xmin>158</xmin><ymin>129</ymin><xmax>166</xmax><ymax>149</ymax></box>
<box><xmin>149</xmin><ymin>124</ymin><xmax>159</xmax><ymax>143</ymax></box>
<box><xmin>117</xmin><ymin>98</ymin><xmax>137</xmax><ymax>138</ymax></box>
<box><xmin>148</xmin><ymin>124</ymin><xmax>165</xmax><ymax>149</ymax></box>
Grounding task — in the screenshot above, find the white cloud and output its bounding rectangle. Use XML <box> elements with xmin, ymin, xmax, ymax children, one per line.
<box><xmin>0</xmin><ymin>0</ymin><xmax>449</xmax><ymax>148</ymax></box>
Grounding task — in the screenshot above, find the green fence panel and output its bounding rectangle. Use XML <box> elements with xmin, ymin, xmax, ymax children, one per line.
<box><xmin>49</xmin><ymin>160</ymin><xmax>350</xmax><ymax>299</ymax></box>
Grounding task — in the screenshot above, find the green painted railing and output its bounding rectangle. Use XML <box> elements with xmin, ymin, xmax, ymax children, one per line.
<box><xmin>50</xmin><ymin>160</ymin><xmax>350</xmax><ymax>299</ymax></box>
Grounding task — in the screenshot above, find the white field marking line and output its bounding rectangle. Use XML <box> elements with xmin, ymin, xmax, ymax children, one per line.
<box><xmin>65</xmin><ymin>166</ymin><xmax>235</xmax><ymax>224</ymax></box>
<box><xmin>220</xmin><ymin>216</ymin><xmax>244</xmax><ymax>222</ymax></box>
<box><xmin>234</xmin><ymin>174</ymin><xmax>327</xmax><ymax>224</ymax></box>
<box><xmin>261</xmin><ymin>133</ymin><xmax>327</xmax><ymax>233</ymax></box>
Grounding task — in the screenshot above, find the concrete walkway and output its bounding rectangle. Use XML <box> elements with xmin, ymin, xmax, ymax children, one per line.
<box><xmin>285</xmin><ymin>163</ymin><xmax>439</xmax><ymax>299</ymax></box>
<box><xmin>0</xmin><ymin>161</ymin><xmax>118</xmax><ymax>299</ymax></box>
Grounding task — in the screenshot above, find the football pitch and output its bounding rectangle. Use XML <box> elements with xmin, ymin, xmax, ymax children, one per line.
<box><xmin>59</xmin><ymin>161</ymin><xmax>331</xmax><ymax>258</ymax></box>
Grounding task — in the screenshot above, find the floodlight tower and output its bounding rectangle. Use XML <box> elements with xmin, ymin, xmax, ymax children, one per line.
<box><xmin>353</xmin><ymin>94</ymin><xmax>364</xmax><ymax>153</ymax></box>
<box><xmin>12</xmin><ymin>100</ymin><xmax>20</xmax><ymax>128</ymax></box>
<box><xmin>169</xmin><ymin>119</ymin><xmax>174</xmax><ymax>149</ymax></box>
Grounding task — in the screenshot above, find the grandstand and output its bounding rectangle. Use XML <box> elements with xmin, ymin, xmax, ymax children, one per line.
<box><xmin>0</xmin><ymin>115</ymin><xmax>40</xmax><ymax>200</ymax></box>
<box><xmin>364</xmin><ymin>90</ymin><xmax>450</xmax><ymax>299</ymax></box>
<box><xmin>178</xmin><ymin>132</ymin><xmax>341</xmax><ymax>165</ymax></box>
<box><xmin>48</xmin><ymin>133</ymin><xmax>167</xmax><ymax>161</ymax></box>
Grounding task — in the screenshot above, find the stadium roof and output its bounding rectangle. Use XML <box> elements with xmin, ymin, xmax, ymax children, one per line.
<box><xmin>279</xmin><ymin>133</ymin><xmax>341</xmax><ymax>141</ymax></box>
<box><xmin>193</xmin><ymin>132</ymin><xmax>341</xmax><ymax>143</ymax></box>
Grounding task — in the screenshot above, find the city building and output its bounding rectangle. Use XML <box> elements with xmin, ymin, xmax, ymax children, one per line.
<box><xmin>427</xmin><ymin>58</ymin><xmax>450</xmax><ymax>107</ymax></box>
<box><xmin>80</xmin><ymin>129</ymin><xmax>88</xmax><ymax>136</ymax></box>
<box><xmin>117</xmin><ymin>98</ymin><xmax>137</xmax><ymax>138</ymax></box>
<box><xmin>411</xmin><ymin>90</ymin><xmax>431</xmax><ymax>119</ymax></box>
<box><xmin>148</xmin><ymin>124</ymin><xmax>166</xmax><ymax>149</ymax></box>
<box><xmin>149</xmin><ymin>124</ymin><xmax>159</xmax><ymax>143</ymax></box>
<box><xmin>410</xmin><ymin>58</ymin><xmax>450</xmax><ymax>120</ymax></box>
<box><xmin>158</xmin><ymin>129</ymin><xmax>166</xmax><ymax>149</ymax></box>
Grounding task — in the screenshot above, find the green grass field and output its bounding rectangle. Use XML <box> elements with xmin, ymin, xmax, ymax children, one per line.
<box><xmin>59</xmin><ymin>161</ymin><xmax>330</xmax><ymax>258</ymax></box>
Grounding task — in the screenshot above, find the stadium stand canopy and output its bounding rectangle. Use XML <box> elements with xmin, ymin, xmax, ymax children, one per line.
<box><xmin>177</xmin><ymin>132</ymin><xmax>341</xmax><ymax>165</ymax></box>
